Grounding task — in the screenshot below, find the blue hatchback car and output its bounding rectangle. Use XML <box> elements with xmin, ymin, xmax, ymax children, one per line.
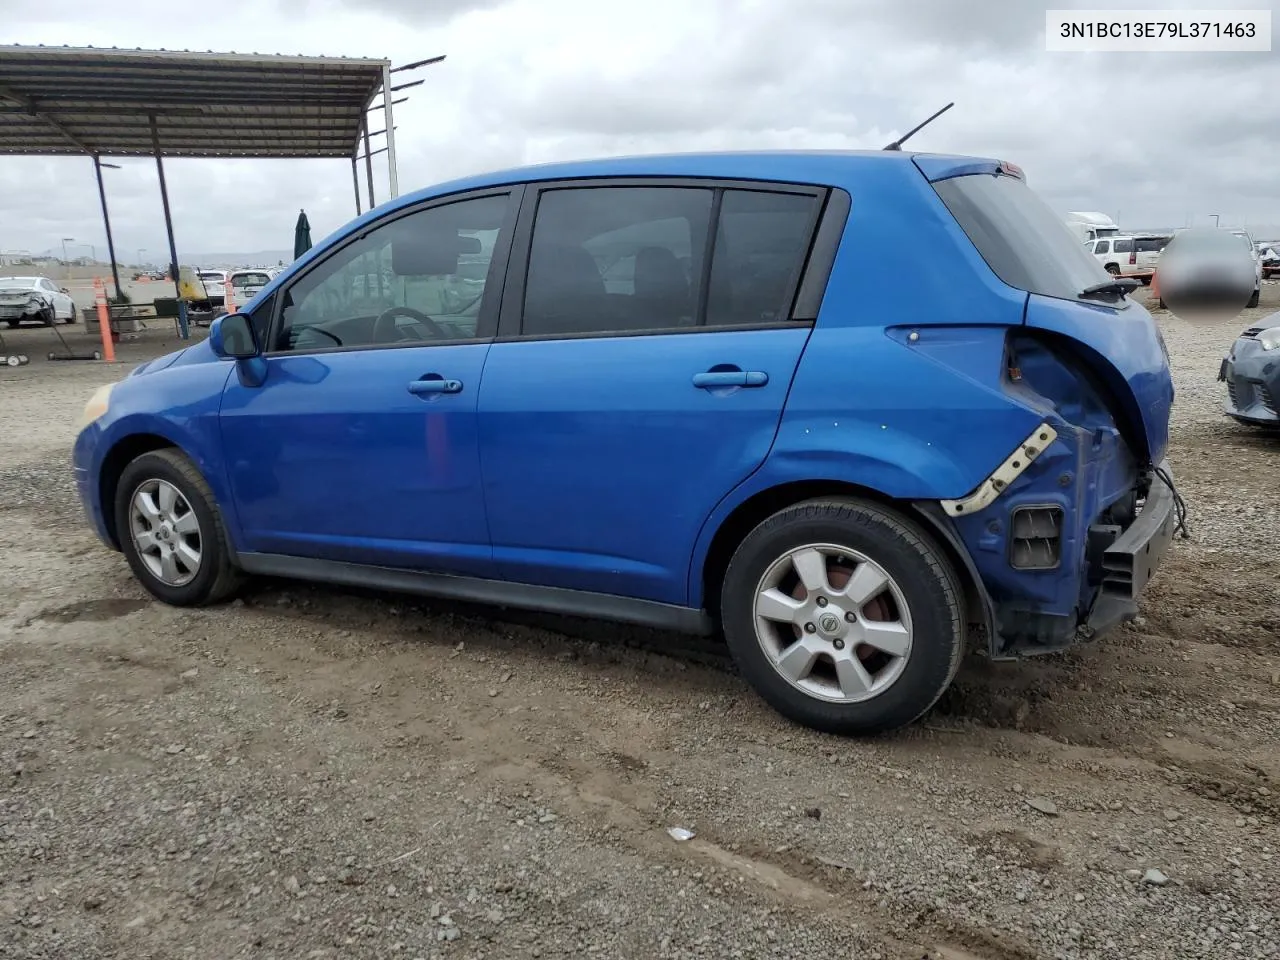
<box><xmin>72</xmin><ymin>150</ymin><xmax>1179</xmax><ymax>735</ymax></box>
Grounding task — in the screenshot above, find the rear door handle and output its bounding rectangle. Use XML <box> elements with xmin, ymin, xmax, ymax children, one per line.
<box><xmin>408</xmin><ymin>377</ymin><xmax>463</xmax><ymax>395</ymax></box>
<box><xmin>692</xmin><ymin>370</ymin><xmax>769</xmax><ymax>389</ymax></box>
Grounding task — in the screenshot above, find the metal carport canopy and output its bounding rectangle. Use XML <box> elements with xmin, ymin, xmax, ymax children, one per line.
<box><xmin>0</xmin><ymin>45</ymin><xmax>390</xmax><ymax>158</ymax></box>
<box><xmin>0</xmin><ymin>45</ymin><xmax>398</xmax><ymax>339</ymax></box>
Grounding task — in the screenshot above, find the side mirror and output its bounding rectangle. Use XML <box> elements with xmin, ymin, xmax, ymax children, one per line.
<box><xmin>60</xmin><ymin>287</ymin><xmax>70</xmax><ymax>294</ymax></box>
<box><xmin>209</xmin><ymin>312</ymin><xmax>259</xmax><ymax>359</ymax></box>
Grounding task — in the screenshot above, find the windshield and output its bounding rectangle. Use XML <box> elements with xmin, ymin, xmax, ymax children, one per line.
<box><xmin>933</xmin><ymin>173</ymin><xmax>1114</xmax><ymax>302</ymax></box>
<box><xmin>232</xmin><ymin>272</ymin><xmax>271</xmax><ymax>288</ymax></box>
<box><xmin>0</xmin><ymin>277</ymin><xmax>39</xmax><ymax>289</ymax></box>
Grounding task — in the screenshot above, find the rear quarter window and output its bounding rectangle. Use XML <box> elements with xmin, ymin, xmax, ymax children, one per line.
<box><xmin>932</xmin><ymin>173</ymin><xmax>1114</xmax><ymax>303</ymax></box>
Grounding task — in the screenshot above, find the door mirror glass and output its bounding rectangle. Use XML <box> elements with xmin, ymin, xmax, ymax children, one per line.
<box><xmin>210</xmin><ymin>312</ymin><xmax>258</xmax><ymax>359</ymax></box>
<box><xmin>60</xmin><ymin>287</ymin><xmax>70</xmax><ymax>294</ymax></box>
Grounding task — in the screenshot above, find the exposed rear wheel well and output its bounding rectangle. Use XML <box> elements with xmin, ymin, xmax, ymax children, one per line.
<box><xmin>699</xmin><ymin>480</ymin><xmax>979</xmax><ymax>628</ymax></box>
<box><xmin>99</xmin><ymin>434</ymin><xmax>178</xmax><ymax>549</ymax></box>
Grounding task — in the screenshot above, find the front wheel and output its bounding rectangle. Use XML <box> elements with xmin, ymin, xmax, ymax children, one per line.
<box><xmin>65</xmin><ymin>303</ymin><xmax>78</xmax><ymax>324</ymax></box>
<box><xmin>720</xmin><ymin>498</ymin><xmax>965</xmax><ymax>736</ymax></box>
<box><xmin>114</xmin><ymin>449</ymin><xmax>243</xmax><ymax>606</ymax></box>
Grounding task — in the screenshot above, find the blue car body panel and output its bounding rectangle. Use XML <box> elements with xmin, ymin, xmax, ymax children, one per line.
<box><xmin>74</xmin><ymin>337</ymin><xmax>236</xmax><ymax>548</ymax></box>
<box><xmin>1021</xmin><ymin>294</ymin><xmax>1174</xmax><ymax>463</ymax></box>
<box><xmin>477</xmin><ymin>327</ymin><xmax>811</xmax><ymax>605</ymax></box>
<box><xmin>70</xmin><ymin>148</ymin><xmax>1178</xmax><ymax>657</ymax></box>
<box><xmin>219</xmin><ymin>343</ymin><xmax>495</xmax><ymax>576</ymax></box>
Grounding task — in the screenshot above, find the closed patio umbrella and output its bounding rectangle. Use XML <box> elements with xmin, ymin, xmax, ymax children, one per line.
<box><xmin>293</xmin><ymin>209</ymin><xmax>312</xmax><ymax>260</ymax></box>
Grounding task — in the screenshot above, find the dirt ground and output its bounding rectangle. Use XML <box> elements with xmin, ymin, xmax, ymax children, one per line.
<box><xmin>1</xmin><ymin>285</ymin><xmax>1277</xmax><ymax>960</ymax></box>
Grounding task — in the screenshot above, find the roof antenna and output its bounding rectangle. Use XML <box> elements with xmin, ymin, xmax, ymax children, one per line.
<box><xmin>882</xmin><ymin>102</ymin><xmax>955</xmax><ymax>151</ymax></box>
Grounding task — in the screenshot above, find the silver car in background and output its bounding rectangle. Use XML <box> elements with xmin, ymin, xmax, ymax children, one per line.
<box><xmin>1219</xmin><ymin>319</ymin><xmax>1280</xmax><ymax>429</ymax></box>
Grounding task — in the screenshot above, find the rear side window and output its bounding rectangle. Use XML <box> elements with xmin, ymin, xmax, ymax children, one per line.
<box><xmin>520</xmin><ymin>185</ymin><xmax>821</xmax><ymax>337</ymax></box>
<box><xmin>1135</xmin><ymin>239</ymin><xmax>1162</xmax><ymax>252</ymax></box>
<box><xmin>933</xmin><ymin>173</ymin><xmax>1113</xmax><ymax>303</ymax></box>
<box><xmin>523</xmin><ymin>187</ymin><xmax>712</xmax><ymax>337</ymax></box>
<box><xmin>707</xmin><ymin>190</ymin><xmax>819</xmax><ymax>326</ymax></box>
<box><xmin>1113</xmin><ymin>238</ymin><xmax>1134</xmax><ymax>253</ymax></box>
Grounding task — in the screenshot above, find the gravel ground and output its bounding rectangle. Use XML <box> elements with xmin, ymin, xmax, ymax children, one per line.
<box><xmin>1</xmin><ymin>285</ymin><xmax>1277</xmax><ymax>960</ymax></box>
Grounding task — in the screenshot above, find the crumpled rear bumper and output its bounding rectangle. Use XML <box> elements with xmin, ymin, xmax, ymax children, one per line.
<box><xmin>1082</xmin><ymin>460</ymin><xmax>1178</xmax><ymax>638</ymax></box>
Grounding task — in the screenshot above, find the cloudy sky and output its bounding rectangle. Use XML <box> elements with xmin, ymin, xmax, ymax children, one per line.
<box><xmin>2</xmin><ymin>0</ymin><xmax>1278</xmax><ymax>264</ymax></box>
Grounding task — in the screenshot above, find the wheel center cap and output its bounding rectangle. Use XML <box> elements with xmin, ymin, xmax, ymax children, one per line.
<box><xmin>816</xmin><ymin>607</ymin><xmax>845</xmax><ymax>638</ymax></box>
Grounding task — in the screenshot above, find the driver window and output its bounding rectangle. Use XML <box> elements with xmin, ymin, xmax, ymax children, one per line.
<box><xmin>271</xmin><ymin>192</ymin><xmax>509</xmax><ymax>353</ymax></box>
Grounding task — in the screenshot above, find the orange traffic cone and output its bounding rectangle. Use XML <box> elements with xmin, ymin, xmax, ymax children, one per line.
<box><xmin>1149</xmin><ymin>269</ymin><xmax>1160</xmax><ymax>299</ymax></box>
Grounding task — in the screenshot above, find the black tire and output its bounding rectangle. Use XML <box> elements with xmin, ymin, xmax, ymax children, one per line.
<box><xmin>1105</xmin><ymin>263</ymin><xmax>1121</xmax><ymax>276</ymax></box>
<box><xmin>1247</xmin><ymin>287</ymin><xmax>1260</xmax><ymax>308</ymax></box>
<box><xmin>40</xmin><ymin>307</ymin><xmax>55</xmax><ymax>327</ymax></box>
<box><xmin>114</xmin><ymin>448</ymin><xmax>243</xmax><ymax>606</ymax></box>
<box><xmin>719</xmin><ymin>497</ymin><xmax>965</xmax><ymax>736</ymax></box>
<box><xmin>65</xmin><ymin>303</ymin><xmax>77</xmax><ymax>324</ymax></box>
<box><xmin>4</xmin><ymin>318</ymin><xmax>16</xmax><ymax>328</ymax></box>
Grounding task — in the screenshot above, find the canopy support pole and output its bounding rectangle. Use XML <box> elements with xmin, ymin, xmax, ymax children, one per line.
<box><xmin>351</xmin><ymin>158</ymin><xmax>362</xmax><ymax>215</ymax></box>
<box><xmin>381</xmin><ymin>64</ymin><xmax>399</xmax><ymax>199</ymax></box>
<box><xmin>150</xmin><ymin>114</ymin><xmax>188</xmax><ymax>339</ymax></box>
<box><xmin>92</xmin><ymin>155</ymin><xmax>122</xmax><ymax>302</ymax></box>
<box><xmin>363</xmin><ymin>120</ymin><xmax>376</xmax><ymax>209</ymax></box>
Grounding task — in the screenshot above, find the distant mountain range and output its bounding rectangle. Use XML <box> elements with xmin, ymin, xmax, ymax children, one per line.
<box><xmin>180</xmin><ymin>251</ymin><xmax>296</xmax><ymax>269</ymax></box>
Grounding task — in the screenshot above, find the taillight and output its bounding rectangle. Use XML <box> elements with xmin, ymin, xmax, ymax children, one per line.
<box><xmin>1129</xmin><ymin>251</ymin><xmax>1137</xmax><ymax>265</ymax></box>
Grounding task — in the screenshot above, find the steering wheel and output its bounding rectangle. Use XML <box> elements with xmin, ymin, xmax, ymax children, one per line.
<box><xmin>371</xmin><ymin>306</ymin><xmax>447</xmax><ymax>343</ymax></box>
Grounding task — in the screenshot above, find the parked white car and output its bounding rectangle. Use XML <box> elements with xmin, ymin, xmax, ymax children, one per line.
<box><xmin>196</xmin><ymin>269</ymin><xmax>229</xmax><ymax>296</ymax></box>
<box><xmin>1229</xmin><ymin>230</ymin><xmax>1263</xmax><ymax>300</ymax></box>
<box><xmin>227</xmin><ymin>269</ymin><xmax>274</xmax><ymax>309</ymax></box>
<box><xmin>1084</xmin><ymin>234</ymin><xmax>1169</xmax><ymax>283</ymax></box>
<box><xmin>0</xmin><ymin>275</ymin><xmax>77</xmax><ymax>327</ymax></box>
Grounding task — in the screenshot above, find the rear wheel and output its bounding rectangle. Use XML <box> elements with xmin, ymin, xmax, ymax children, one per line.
<box><xmin>1105</xmin><ymin>263</ymin><xmax>1121</xmax><ymax>276</ymax></box>
<box><xmin>719</xmin><ymin>498</ymin><xmax>965</xmax><ymax>736</ymax></box>
<box><xmin>65</xmin><ymin>303</ymin><xmax>78</xmax><ymax>324</ymax></box>
<box><xmin>40</xmin><ymin>307</ymin><xmax>55</xmax><ymax>327</ymax></box>
<box><xmin>114</xmin><ymin>449</ymin><xmax>242</xmax><ymax>606</ymax></box>
<box><xmin>1247</xmin><ymin>287</ymin><xmax>1260</xmax><ymax>308</ymax></box>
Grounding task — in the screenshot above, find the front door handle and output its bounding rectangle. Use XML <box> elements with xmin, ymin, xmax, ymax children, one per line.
<box><xmin>692</xmin><ymin>369</ymin><xmax>769</xmax><ymax>389</ymax></box>
<box><xmin>408</xmin><ymin>377</ymin><xmax>463</xmax><ymax>396</ymax></box>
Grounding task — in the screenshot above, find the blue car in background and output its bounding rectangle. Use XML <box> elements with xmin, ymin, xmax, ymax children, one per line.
<box><xmin>72</xmin><ymin>150</ymin><xmax>1178</xmax><ymax>735</ymax></box>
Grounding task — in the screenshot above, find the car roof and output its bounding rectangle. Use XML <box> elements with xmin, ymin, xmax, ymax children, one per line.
<box><xmin>252</xmin><ymin>147</ymin><xmax>998</xmax><ymax>300</ymax></box>
<box><xmin>372</xmin><ymin>148</ymin><xmax>993</xmax><ymax>216</ymax></box>
<box><xmin>265</xmin><ymin>148</ymin><xmax>1001</xmax><ymax>299</ymax></box>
